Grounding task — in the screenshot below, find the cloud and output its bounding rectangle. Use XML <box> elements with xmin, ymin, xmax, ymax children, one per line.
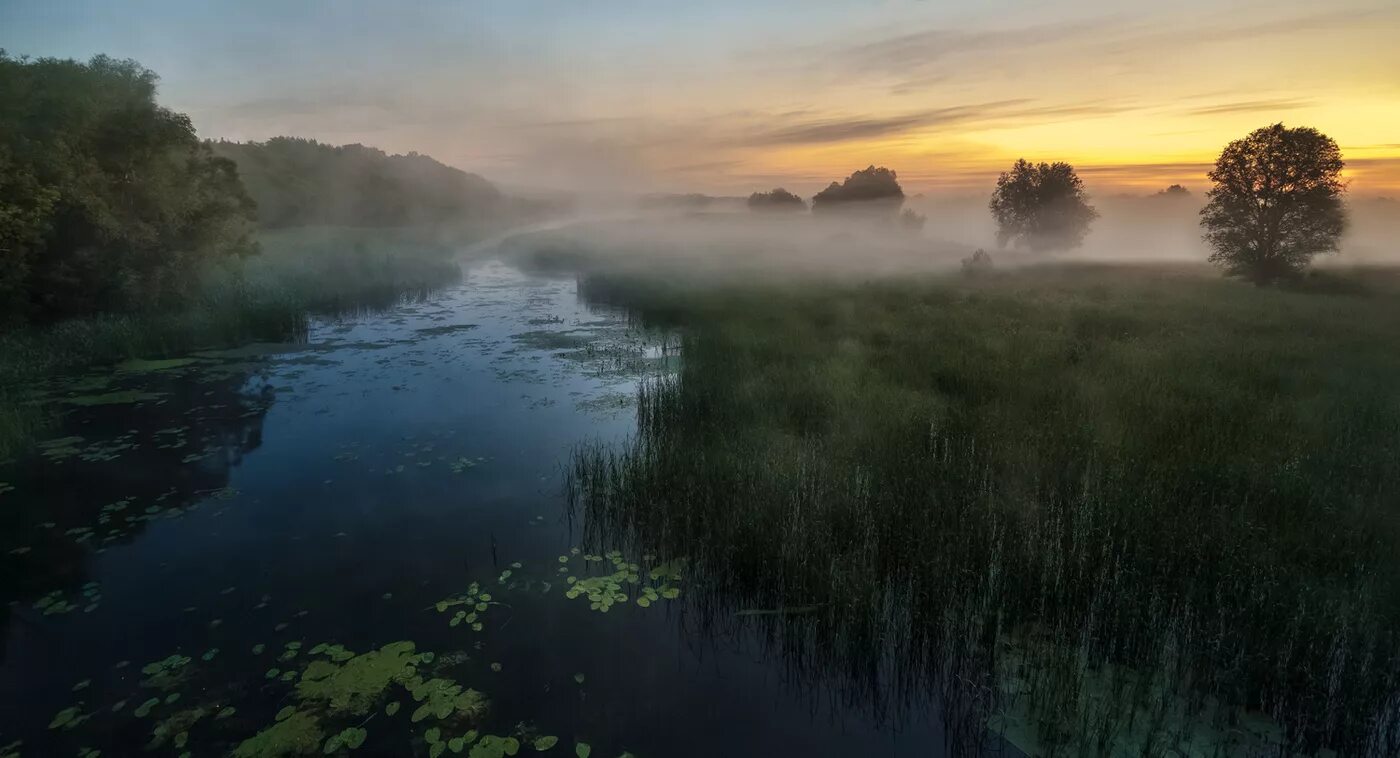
<box><xmin>739</xmin><ymin>100</ymin><xmax>1133</xmax><ymax>147</ymax></box>
<box><xmin>1185</xmin><ymin>99</ymin><xmax>1313</xmax><ymax>116</ymax></box>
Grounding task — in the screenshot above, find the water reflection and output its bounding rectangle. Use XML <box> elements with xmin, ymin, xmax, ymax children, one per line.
<box><xmin>0</xmin><ymin>362</ymin><xmax>275</xmax><ymax>658</ymax></box>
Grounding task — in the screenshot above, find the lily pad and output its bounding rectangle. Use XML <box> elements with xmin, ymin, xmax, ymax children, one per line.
<box><xmin>297</xmin><ymin>641</ymin><xmax>425</xmax><ymax>716</ymax></box>
<box><xmin>232</xmin><ymin>710</ymin><xmax>323</xmax><ymax>758</ymax></box>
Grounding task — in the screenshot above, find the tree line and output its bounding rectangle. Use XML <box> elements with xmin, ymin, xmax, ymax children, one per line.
<box><xmin>208</xmin><ymin>138</ymin><xmax>502</xmax><ymax>229</ymax></box>
<box><xmin>750</xmin><ymin>124</ymin><xmax>1349</xmax><ymax>284</ymax></box>
<box><xmin>0</xmin><ymin>53</ymin><xmax>513</xmax><ymax>326</ymax></box>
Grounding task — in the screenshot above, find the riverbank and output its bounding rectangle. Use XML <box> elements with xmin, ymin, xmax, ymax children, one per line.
<box><xmin>0</xmin><ymin>227</ymin><xmax>470</xmax><ymax>458</ymax></box>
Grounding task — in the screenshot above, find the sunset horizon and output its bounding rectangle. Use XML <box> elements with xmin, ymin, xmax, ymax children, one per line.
<box><xmin>5</xmin><ymin>0</ymin><xmax>1398</xmax><ymax>198</ymax></box>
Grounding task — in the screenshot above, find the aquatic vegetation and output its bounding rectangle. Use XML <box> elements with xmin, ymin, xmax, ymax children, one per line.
<box><xmin>573</xmin><ymin>742</ymin><xmax>590</xmax><ymax>758</ymax></box>
<box><xmin>115</xmin><ymin>357</ymin><xmax>200</xmax><ymax>373</ymax></box>
<box><xmin>558</xmin><ymin>551</ymin><xmax>683</xmax><ymax>613</ymax></box>
<box><xmin>48</xmin><ymin>705</ymin><xmax>89</xmax><ymax>731</ymax></box>
<box><xmin>62</xmin><ymin>390</ymin><xmax>166</xmax><ymax>407</ymax></box>
<box><xmin>567</xmin><ymin>266</ymin><xmax>1400</xmax><ymax>755</ymax></box>
<box><xmin>450</xmin><ymin>457</ymin><xmax>486</xmax><ymax>474</ymax></box>
<box><xmin>147</xmin><ymin>706</ymin><xmax>206</xmax><ymax>749</ymax></box>
<box><xmin>140</xmin><ymin>654</ymin><xmax>192</xmax><ymax>690</ymax></box>
<box><xmin>407</xmin><ymin>677</ymin><xmax>488</xmax><ymax>724</ymax></box>
<box><xmin>37</xmin><ymin>435</ymin><xmax>85</xmax><ymax>460</ymax></box>
<box><xmin>33</xmin><ymin>589</ymin><xmax>80</xmax><ymax>615</ymax></box>
<box><xmin>533</xmin><ymin>735</ymin><xmax>558</xmax><ymax>750</ymax></box>
<box><xmin>436</xmin><ymin>583</ymin><xmax>495</xmax><ymax>631</ymax></box>
<box><xmin>296</xmin><ymin>641</ymin><xmax>424</xmax><ymax>716</ymax></box>
<box><xmin>468</xmin><ymin>735</ymin><xmax>520</xmax><ymax>758</ymax></box>
<box><xmin>232</xmin><ymin>709</ymin><xmax>324</xmax><ymax>758</ymax></box>
<box><xmin>322</xmin><ymin>726</ymin><xmax>367</xmax><ymax>753</ymax></box>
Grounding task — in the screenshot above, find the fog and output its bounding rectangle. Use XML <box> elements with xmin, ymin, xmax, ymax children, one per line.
<box><xmin>495</xmin><ymin>188</ymin><xmax>1399</xmax><ymax>285</ymax></box>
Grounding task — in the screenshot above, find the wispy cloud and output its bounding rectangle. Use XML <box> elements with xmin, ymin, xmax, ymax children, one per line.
<box><xmin>739</xmin><ymin>100</ymin><xmax>1133</xmax><ymax>147</ymax></box>
<box><xmin>1185</xmin><ymin>99</ymin><xmax>1313</xmax><ymax>117</ymax></box>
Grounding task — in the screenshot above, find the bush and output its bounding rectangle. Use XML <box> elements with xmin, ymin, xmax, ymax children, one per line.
<box><xmin>746</xmin><ymin>188</ymin><xmax>806</xmax><ymax>212</ymax></box>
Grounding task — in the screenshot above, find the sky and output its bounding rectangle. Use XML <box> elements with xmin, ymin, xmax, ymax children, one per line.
<box><xmin>3</xmin><ymin>0</ymin><xmax>1399</xmax><ymax>197</ymax></box>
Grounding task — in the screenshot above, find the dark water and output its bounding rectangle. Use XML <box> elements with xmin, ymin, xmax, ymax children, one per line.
<box><xmin>0</xmin><ymin>262</ymin><xmax>960</xmax><ymax>757</ymax></box>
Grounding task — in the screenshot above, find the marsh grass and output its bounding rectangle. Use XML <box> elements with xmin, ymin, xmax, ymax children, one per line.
<box><xmin>0</xmin><ymin>226</ymin><xmax>465</xmax><ymax>457</ymax></box>
<box><xmin>567</xmin><ymin>263</ymin><xmax>1400</xmax><ymax>756</ymax></box>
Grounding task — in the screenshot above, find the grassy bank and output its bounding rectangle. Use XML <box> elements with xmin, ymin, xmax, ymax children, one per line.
<box><xmin>0</xmin><ymin>226</ymin><xmax>467</xmax><ymax>457</ymax></box>
<box><xmin>567</xmin><ymin>263</ymin><xmax>1400</xmax><ymax>755</ymax></box>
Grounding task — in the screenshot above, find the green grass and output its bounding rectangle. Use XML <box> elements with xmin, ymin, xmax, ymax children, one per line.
<box><xmin>0</xmin><ymin>226</ymin><xmax>466</xmax><ymax>457</ymax></box>
<box><xmin>566</xmin><ymin>262</ymin><xmax>1400</xmax><ymax>755</ymax></box>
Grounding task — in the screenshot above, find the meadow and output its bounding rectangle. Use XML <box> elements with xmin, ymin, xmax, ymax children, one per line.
<box><xmin>564</xmin><ymin>259</ymin><xmax>1400</xmax><ymax>755</ymax></box>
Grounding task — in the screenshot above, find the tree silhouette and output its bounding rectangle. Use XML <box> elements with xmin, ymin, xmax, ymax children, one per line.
<box><xmin>988</xmin><ymin>160</ymin><xmax>1097</xmax><ymax>251</ymax></box>
<box><xmin>1200</xmin><ymin>124</ymin><xmax>1346</xmax><ymax>284</ymax></box>
<box><xmin>1157</xmin><ymin>184</ymin><xmax>1191</xmax><ymax>197</ymax></box>
<box><xmin>0</xmin><ymin>52</ymin><xmax>256</xmax><ymax>323</ymax></box>
<box><xmin>747</xmin><ymin>188</ymin><xmax>806</xmax><ymax>212</ymax></box>
<box><xmin>811</xmin><ymin>166</ymin><xmax>904</xmax><ymax>215</ymax></box>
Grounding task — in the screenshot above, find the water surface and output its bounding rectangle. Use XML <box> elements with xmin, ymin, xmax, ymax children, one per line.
<box><xmin>0</xmin><ymin>260</ymin><xmax>952</xmax><ymax>757</ymax></box>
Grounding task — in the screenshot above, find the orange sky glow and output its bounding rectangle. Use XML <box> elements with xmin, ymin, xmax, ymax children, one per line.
<box><xmin>5</xmin><ymin>1</ymin><xmax>1398</xmax><ymax>197</ymax></box>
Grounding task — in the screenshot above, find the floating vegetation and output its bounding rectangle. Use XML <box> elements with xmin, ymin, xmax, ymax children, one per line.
<box><xmin>449</xmin><ymin>457</ymin><xmax>486</xmax><ymax>474</ymax></box>
<box><xmin>435</xmin><ymin>583</ymin><xmax>494</xmax><ymax>632</ymax></box>
<box><xmin>322</xmin><ymin>726</ymin><xmax>368</xmax><ymax>753</ymax></box>
<box><xmin>48</xmin><ymin>705</ymin><xmax>90</xmax><ymax>731</ymax></box>
<box><xmin>231</xmin><ymin>709</ymin><xmax>323</xmax><ymax>758</ymax></box>
<box><xmin>33</xmin><ymin>589</ymin><xmax>79</xmax><ymax>616</ymax></box>
<box><xmin>573</xmin><ymin>742</ymin><xmax>590</xmax><ymax>758</ymax></box>
<box><xmin>37</xmin><ymin>435</ymin><xmax>85</xmax><ymax>460</ymax></box>
<box><xmin>466</xmin><ymin>734</ymin><xmax>518</xmax><ymax>758</ymax></box>
<box><xmin>140</xmin><ymin>654</ymin><xmax>192</xmax><ymax>690</ymax></box>
<box><xmin>62</xmin><ymin>390</ymin><xmax>165</xmax><ymax>407</ymax></box>
<box><xmin>147</xmin><ymin>706</ymin><xmax>205</xmax><ymax>750</ymax></box>
<box><xmin>115</xmin><ymin>358</ymin><xmax>200</xmax><ymax>373</ymax></box>
<box><xmin>559</xmin><ymin>551</ymin><xmax>684</xmax><ymax>613</ymax></box>
<box><xmin>407</xmin><ymin>678</ymin><xmax>487</xmax><ymax>724</ymax></box>
<box><xmin>296</xmin><ymin>641</ymin><xmax>425</xmax><ymax>716</ymax></box>
<box><xmin>533</xmin><ymin>735</ymin><xmax>558</xmax><ymax>751</ymax></box>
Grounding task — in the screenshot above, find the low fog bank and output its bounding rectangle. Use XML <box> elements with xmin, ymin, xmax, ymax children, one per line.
<box><xmin>902</xmin><ymin>193</ymin><xmax>1400</xmax><ymax>266</ymax></box>
<box><xmin>496</xmin><ymin>193</ymin><xmax>1399</xmax><ymax>284</ymax></box>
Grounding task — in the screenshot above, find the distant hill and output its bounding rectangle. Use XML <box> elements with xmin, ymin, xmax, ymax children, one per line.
<box><xmin>210</xmin><ymin>137</ymin><xmax>505</xmax><ymax>228</ymax></box>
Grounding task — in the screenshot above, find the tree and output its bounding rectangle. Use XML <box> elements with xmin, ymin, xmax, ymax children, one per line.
<box><xmin>1200</xmin><ymin>124</ymin><xmax>1346</xmax><ymax>283</ymax></box>
<box><xmin>811</xmin><ymin>166</ymin><xmax>904</xmax><ymax>215</ymax></box>
<box><xmin>988</xmin><ymin>159</ymin><xmax>1097</xmax><ymax>251</ymax></box>
<box><xmin>209</xmin><ymin>138</ymin><xmax>502</xmax><ymax>228</ymax></box>
<box><xmin>0</xmin><ymin>52</ymin><xmax>257</xmax><ymax>323</ymax></box>
<box><xmin>1156</xmin><ymin>184</ymin><xmax>1191</xmax><ymax>197</ymax></box>
<box><xmin>747</xmin><ymin>188</ymin><xmax>806</xmax><ymax>212</ymax></box>
<box><xmin>899</xmin><ymin>208</ymin><xmax>926</xmax><ymax>232</ymax></box>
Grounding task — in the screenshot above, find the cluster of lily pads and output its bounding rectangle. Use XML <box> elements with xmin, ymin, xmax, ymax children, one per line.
<box><xmin>31</xmin><ymin>582</ymin><xmax>101</xmax><ymax>616</ymax></box>
<box><xmin>33</xmin><ymin>545</ymin><xmax>681</xmax><ymax>757</ymax></box>
<box><xmin>435</xmin><ymin>580</ymin><xmax>501</xmax><ymax>633</ymax></box>
<box><xmin>558</xmin><ymin>550</ymin><xmax>684</xmax><ymax>613</ymax></box>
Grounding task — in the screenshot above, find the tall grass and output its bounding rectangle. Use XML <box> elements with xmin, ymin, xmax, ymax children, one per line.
<box><xmin>567</xmin><ymin>264</ymin><xmax>1400</xmax><ymax>756</ymax></box>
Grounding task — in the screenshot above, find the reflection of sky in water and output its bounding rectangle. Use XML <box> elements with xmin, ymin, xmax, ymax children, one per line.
<box><xmin>0</xmin><ymin>261</ymin><xmax>949</xmax><ymax>757</ymax></box>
